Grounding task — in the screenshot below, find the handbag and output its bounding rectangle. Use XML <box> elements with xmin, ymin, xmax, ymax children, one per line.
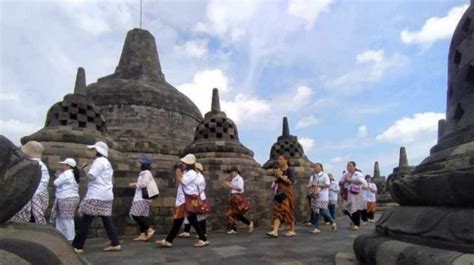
<box><xmin>183</xmin><ymin>186</ymin><xmax>210</xmax><ymax>214</ymax></box>
<box><xmin>349</xmin><ymin>185</ymin><xmax>360</xmax><ymax>194</ymax></box>
<box><xmin>274</xmin><ymin>192</ymin><xmax>287</xmax><ymax>203</ymax></box>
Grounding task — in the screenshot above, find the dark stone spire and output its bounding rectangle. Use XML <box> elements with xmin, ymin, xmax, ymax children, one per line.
<box><xmin>114</xmin><ymin>28</ymin><xmax>165</xmax><ymax>83</ymax></box>
<box><xmin>398</xmin><ymin>146</ymin><xmax>410</xmax><ymax>174</ymax></box>
<box><xmin>282</xmin><ymin>117</ymin><xmax>290</xmax><ymax>137</ymax></box>
<box><xmin>211</xmin><ymin>88</ymin><xmax>220</xmax><ymax>112</ymax></box>
<box><xmin>373</xmin><ymin>161</ymin><xmax>381</xmax><ymax>178</ymax></box>
<box><xmin>74</xmin><ymin>67</ymin><xmax>86</xmax><ymax>95</ymax></box>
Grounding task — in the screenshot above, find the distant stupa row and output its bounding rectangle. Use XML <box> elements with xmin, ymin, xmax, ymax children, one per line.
<box><xmin>19</xmin><ymin>28</ymin><xmax>315</xmax><ymax>234</ymax></box>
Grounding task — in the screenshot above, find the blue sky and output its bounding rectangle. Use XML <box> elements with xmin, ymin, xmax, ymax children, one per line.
<box><xmin>0</xmin><ymin>0</ymin><xmax>469</xmax><ymax>177</ymax></box>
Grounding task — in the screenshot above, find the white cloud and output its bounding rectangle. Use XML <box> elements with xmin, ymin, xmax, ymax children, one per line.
<box><xmin>357</xmin><ymin>125</ymin><xmax>368</xmax><ymax>138</ymax></box>
<box><xmin>296</xmin><ymin>114</ymin><xmax>319</xmax><ymax>128</ymax></box>
<box><xmin>0</xmin><ymin>119</ymin><xmax>42</xmax><ymax>146</ymax></box>
<box><xmin>376</xmin><ymin>112</ymin><xmax>445</xmax><ymax>144</ymax></box>
<box><xmin>287</xmin><ymin>0</ymin><xmax>333</xmax><ymax>30</ymax></box>
<box><xmin>326</xmin><ymin>49</ymin><xmax>408</xmax><ymax>95</ymax></box>
<box><xmin>299</xmin><ymin>137</ymin><xmax>315</xmax><ymax>153</ymax></box>
<box><xmin>176</xmin><ymin>69</ymin><xmax>230</xmax><ymax>115</ymax></box>
<box><xmin>401</xmin><ymin>4</ymin><xmax>469</xmax><ymax>48</ymax></box>
<box><xmin>175</xmin><ymin>40</ymin><xmax>209</xmax><ymax>58</ymax></box>
<box><xmin>193</xmin><ymin>0</ymin><xmax>260</xmax><ymax>42</ymax></box>
<box><xmin>222</xmin><ymin>94</ymin><xmax>271</xmax><ymax>124</ymax></box>
<box><xmin>291</xmin><ymin>86</ymin><xmax>314</xmax><ymax>106</ymax></box>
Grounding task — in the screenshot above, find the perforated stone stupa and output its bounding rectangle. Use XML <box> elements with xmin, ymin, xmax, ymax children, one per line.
<box><xmin>183</xmin><ymin>88</ymin><xmax>273</xmax><ymax>230</ymax></box>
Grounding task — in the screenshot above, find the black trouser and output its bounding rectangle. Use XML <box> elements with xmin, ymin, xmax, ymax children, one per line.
<box><xmin>367</xmin><ymin>211</ymin><xmax>375</xmax><ymax>220</ymax></box>
<box><xmin>166</xmin><ymin>214</ymin><xmax>206</xmax><ymax>243</ymax></box>
<box><xmin>72</xmin><ymin>215</ymin><xmax>120</xmax><ymax>249</ymax></box>
<box><xmin>132</xmin><ymin>215</ymin><xmax>150</xmax><ymax>233</ymax></box>
<box><xmin>350</xmin><ymin>210</ymin><xmax>361</xmax><ymax>227</ymax></box>
<box><xmin>361</xmin><ymin>209</ymin><xmax>368</xmax><ymax>222</ymax></box>
<box><xmin>231</xmin><ymin>214</ymin><xmax>250</xmax><ymax>231</ymax></box>
<box><xmin>184</xmin><ymin>219</ymin><xmax>207</xmax><ymax>235</ymax></box>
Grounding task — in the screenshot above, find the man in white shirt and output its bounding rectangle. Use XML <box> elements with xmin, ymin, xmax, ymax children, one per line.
<box><xmin>224</xmin><ymin>167</ymin><xmax>253</xmax><ymax>234</ymax></box>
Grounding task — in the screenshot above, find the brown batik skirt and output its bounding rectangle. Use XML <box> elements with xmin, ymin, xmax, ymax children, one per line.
<box><xmin>225</xmin><ymin>194</ymin><xmax>250</xmax><ymax>225</ymax></box>
<box><xmin>272</xmin><ymin>184</ymin><xmax>296</xmax><ymax>224</ymax></box>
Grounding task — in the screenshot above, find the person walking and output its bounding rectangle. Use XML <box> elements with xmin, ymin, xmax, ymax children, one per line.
<box><xmin>157</xmin><ymin>154</ymin><xmax>208</xmax><ymax>248</ymax></box>
<box><xmin>339</xmin><ymin>161</ymin><xmax>367</xmax><ymax>231</ymax></box>
<box><xmin>309</xmin><ymin>163</ymin><xmax>337</xmax><ymax>234</ymax></box>
<box><xmin>50</xmin><ymin>158</ymin><xmax>80</xmax><ymax>241</ymax></box>
<box><xmin>10</xmin><ymin>141</ymin><xmax>50</xmax><ymax>224</ymax></box>
<box><xmin>72</xmin><ymin>141</ymin><xmax>121</xmax><ymax>253</ymax></box>
<box><xmin>266</xmin><ymin>155</ymin><xmax>296</xmax><ymax>238</ymax></box>
<box><xmin>129</xmin><ymin>156</ymin><xmax>158</xmax><ymax>241</ymax></box>
<box><xmin>224</xmin><ymin>166</ymin><xmax>253</xmax><ymax>235</ymax></box>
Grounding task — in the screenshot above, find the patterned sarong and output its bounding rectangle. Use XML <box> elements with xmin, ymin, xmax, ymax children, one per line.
<box><xmin>367</xmin><ymin>202</ymin><xmax>377</xmax><ymax>213</ymax></box>
<box><xmin>173</xmin><ymin>204</ymin><xmax>187</xmax><ymax>219</ymax></box>
<box><xmin>77</xmin><ymin>199</ymin><xmax>113</xmax><ymax>217</ymax></box>
<box><xmin>343</xmin><ymin>190</ymin><xmax>365</xmax><ymax>215</ymax></box>
<box><xmin>311</xmin><ymin>198</ymin><xmax>329</xmax><ymax>211</ymax></box>
<box><xmin>225</xmin><ymin>194</ymin><xmax>251</xmax><ymax>227</ymax></box>
<box><xmin>129</xmin><ymin>200</ymin><xmax>151</xmax><ymax>217</ymax></box>
<box><xmin>50</xmin><ymin>197</ymin><xmax>79</xmax><ymax>224</ymax></box>
<box><xmin>272</xmin><ymin>183</ymin><xmax>296</xmax><ymax>224</ymax></box>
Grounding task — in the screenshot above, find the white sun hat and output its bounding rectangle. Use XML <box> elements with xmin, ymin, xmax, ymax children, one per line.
<box><xmin>180</xmin><ymin>154</ymin><xmax>196</xmax><ymax>165</ymax></box>
<box><xmin>87</xmin><ymin>141</ymin><xmax>109</xmax><ymax>157</ymax></box>
<box><xmin>59</xmin><ymin>158</ymin><xmax>77</xmax><ymax>168</ymax></box>
<box><xmin>21</xmin><ymin>141</ymin><xmax>44</xmax><ymax>159</ymax></box>
<box><xmin>195</xmin><ymin>162</ymin><xmax>204</xmax><ymax>172</ymax></box>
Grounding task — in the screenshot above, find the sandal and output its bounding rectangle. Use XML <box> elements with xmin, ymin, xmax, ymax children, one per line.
<box><xmin>284</xmin><ymin>231</ymin><xmax>296</xmax><ymax>237</ymax></box>
<box><xmin>156</xmin><ymin>239</ymin><xmax>173</xmax><ymax>248</ymax></box>
<box><xmin>193</xmin><ymin>240</ymin><xmax>209</xmax><ymax>247</ymax></box>
<box><xmin>178</xmin><ymin>232</ymin><xmax>191</xmax><ymax>238</ymax></box>
<box><xmin>248</xmin><ymin>221</ymin><xmax>254</xmax><ymax>233</ymax></box>
<box><xmin>266</xmin><ymin>231</ymin><xmax>278</xmax><ymax>238</ymax></box>
<box><xmin>103</xmin><ymin>245</ymin><xmax>122</xmax><ymax>252</ymax></box>
<box><xmin>145</xmin><ymin>228</ymin><xmax>156</xmax><ymax>240</ymax></box>
<box><xmin>133</xmin><ymin>234</ymin><xmax>147</xmax><ymax>241</ymax></box>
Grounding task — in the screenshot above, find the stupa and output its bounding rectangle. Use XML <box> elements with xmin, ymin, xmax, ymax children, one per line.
<box><xmin>183</xmin><ymin>88</ymin><xmax>273</xmax><ymax>230</ymax></box>
<box><xmin>354</xmin><ymin>4</ymin><xmax>474</xmax><ymax>264</ymax></box>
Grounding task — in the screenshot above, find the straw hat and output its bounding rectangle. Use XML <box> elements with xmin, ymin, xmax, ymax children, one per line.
<box><xmin>180</xmin><ymin>154</ymin><xmax>196</xmax><ymax>165</ymax></box>
<box><xmin>195</xmin><ymin>162</ymin><xmax>204</xmax><ymax>172</ymax></box>
<box><xmin>87</xmin><ymin>141</ymin><xmax>109</xmax><ymax>157</ymax></box>
<box><xmin>21</xmin><ymin>141</ymin><xmax>44</xmax><ymax>159</ymax></box>
<box><xmin>59</xmin><ymin>158</ymin><xmax>77</xmax><ymax>168</ymax></box>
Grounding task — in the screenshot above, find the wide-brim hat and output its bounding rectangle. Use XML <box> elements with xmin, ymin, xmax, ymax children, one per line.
<box><xmin>59</xmin><ymin>158</ymin><xmax>77</xmax><ymax>168</ymax></box>
<box><xmin>195</xmin><ymin>162</ymin><xmax>204</xmax><ymax>172</ymax></box>
<box><xmin>180</xmin><ymin>154</ymin><xmax>196</xmax><ymax>165</ymax></box>
<box><xmin>21</xmin><ymin>141</ymin><xmax>44</xmax><ymax>159</ymax></box>
<box><xmin>87</xmin><ymin>141</ymin><xmax>109</xmax><ymax>157</ymax></box>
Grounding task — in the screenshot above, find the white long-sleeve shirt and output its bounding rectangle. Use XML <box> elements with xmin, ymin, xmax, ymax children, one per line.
<box><xmin>32</xmin><ymin>158</ymin><xmax>50</xmax><ymax>196</ymax></box>
<box><xmin>54</xmin><ymin>169</ymin><xmax>79</xmax><ymax>199</ymax></box>
<box><xmin>85</xmin><ymin>157</ymin><xmax>114</xmax><ymax>201</ymax></box>
<box><xmin>329</xmin><ymin>180</ymin><xmax>340</xmax><ymax>202</ymax></box>
<box><xmin>366</xmin><ymin>183</ymin><xmax>377</xmax><ymax>202</ymax></box>
<box><xmin>230</xmin><ymin>175</ymin><xmax>244</xmax><ymax>194</ymax></box>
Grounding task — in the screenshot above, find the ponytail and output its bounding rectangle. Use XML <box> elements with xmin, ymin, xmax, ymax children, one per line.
<box><xmin>72</xmin><ymin>166</ymin><xmax>81</xmax><ymax>184</ymax></box>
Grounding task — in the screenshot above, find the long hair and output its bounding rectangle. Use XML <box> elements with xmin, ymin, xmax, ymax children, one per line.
<box><xmin>185</xmin><ymin>163</ymin><xmax>196</xmax><ymax>171</ymax></box>
<box><xmin>72</xmin><ymin>166</ymin><xmax>81</xmax><ymax>184</ymax></box>
<box><xmin>141</xmin><ymin>163</ymin><xmax>152</xmax><ymax>171</ymax></box>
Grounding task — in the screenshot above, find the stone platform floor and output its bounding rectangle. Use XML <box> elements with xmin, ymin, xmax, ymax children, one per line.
<box><xmin>81</xmin><ymin>216</ymin><xmax>377</xmax><ymax>265</ymax></box>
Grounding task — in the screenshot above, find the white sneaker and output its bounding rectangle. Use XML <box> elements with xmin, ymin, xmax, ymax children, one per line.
<box><xmin>312</xmin><ymin>228</ymin><xmax>321</xmax><ymax>234</ymax></box>
<box><xmin>226</xmin><ymin>230</ymin><xmax>237</xmax><ymax>235</ymax></box>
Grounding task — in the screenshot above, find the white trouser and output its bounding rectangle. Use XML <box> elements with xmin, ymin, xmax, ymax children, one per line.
<box><xmin>56</xmin><ymin>218</ymin><xmax>75</xmax><ymax>241</ymax></box>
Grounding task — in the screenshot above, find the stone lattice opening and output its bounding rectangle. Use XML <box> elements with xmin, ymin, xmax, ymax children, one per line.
<box><xmin>453</xmin><ymin>103</ymin><xmax>465</xmax><ymax>121</ymax></box>
<box><xmin>466</xmin><ymin>63</ymin><xmax>474</xmax><ymax>83</ymax></box>
<box><xmin>454</xmin><ymin>50</ymin><xmax>462</xmax><ymax>65</ymax></box>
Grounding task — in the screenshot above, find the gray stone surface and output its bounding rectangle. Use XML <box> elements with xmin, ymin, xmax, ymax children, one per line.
<box><xmin>0</xmin><ymin>135</ymin><xmax>41</xmax><ymax>224</ymax></box>
<box><xmin>0</xmin><ymin>215</ymin><xmax>86</xmax><ymax>264</ymax></box>
<box><xmin>0</xmin><ymin>250</ymin><xmax>30</xmax><ymax>265</ymax></box>
<box><xmin>83</xmin><ymin>216</ymin><xmax>374</xmax><ymax>265</ymax></box>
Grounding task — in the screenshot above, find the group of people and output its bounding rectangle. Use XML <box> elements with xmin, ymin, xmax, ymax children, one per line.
<box><xmin>10</xmin><ymin>140</ymin><xmax>378</xmax><ymax>253</ymax></box>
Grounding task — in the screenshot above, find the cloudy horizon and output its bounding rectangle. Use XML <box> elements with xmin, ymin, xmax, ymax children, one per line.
<box><xmin>0</xmin><ymin>0</ymin><xmax>468</xmax><ymax>178</ymax></box>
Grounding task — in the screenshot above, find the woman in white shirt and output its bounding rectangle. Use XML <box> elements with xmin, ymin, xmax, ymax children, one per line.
<box><xmin>157</xmin><ymin>154</ymin><xmax>208</xmax><ymax>248</ymax></box>
<box><xmin>365</xmin><ymin>176</ymin><xmax>378</xmax><ymax>223</ymax></box>
<box><xmin>328</xmin><ymin>173</ymin><xmax>339</xmax><ymax>221</ymax></box>
<box><xmin>72</xmin><ymin>141</ymin><xmax>121</xmax><ymax>253</ymax></box>
<box><xmin>224</xmin><ymin>166</ymin><xmax>253</xmax><ymax>235</ymax></box>
<box><xmin>129</xmin><ymin>156</ymin><xmax>156</xmax><ymax>241</ymax></box>
<box><xmin>179</xmin><ymin>163</ymin><xmax>208</xmax><ymax>238</ymax></box>
<box><xmin>309</xmin><ymin>163</ymin><xmax>337</xmax><ymax>234</ymax></box>
<box><xmin>339</xmin><ymin>161</ymin><xmax>367</xmax><ymax>231</ymax></box>
<box><xmin>50</xmin><ymin>158</ymin><xmax>80</xmax><ymax>241</ymax></box>
<box><xmin>11</xmin><ymin>141</ymin><xmax>50</xmax><ymax>224</ymax></box>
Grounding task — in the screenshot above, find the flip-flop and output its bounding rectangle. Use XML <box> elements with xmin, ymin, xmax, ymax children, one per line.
<box><xmin>156</xmin><ymin>239</ymin><xmax>172</xmax><ymax>248</ymax></box>
<box><xmin>266</xmin><ymin>231</ymin><xmax>278</xmax><ymax>238</ymax></box>
<box><xmin>193</xmin><ymin>240</ymin><xmax>209</xmax><ymax>247</ymax></box>
<box><xmin>284</xmin><ymin>232</ymin><xmax>296</xmax><ymax>237</ymax></box>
